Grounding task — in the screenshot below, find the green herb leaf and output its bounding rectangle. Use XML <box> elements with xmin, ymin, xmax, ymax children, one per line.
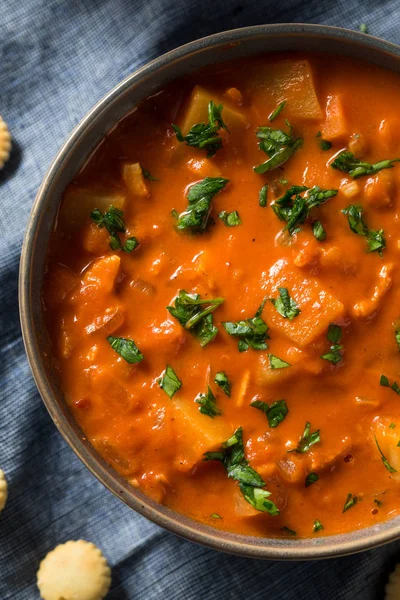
<box><xmin>250</xmin><ymin>399</ymin><xmax>288</xmax><ymax>428</ymax></box>
<box><xmin>270</xmin><ymin>287</ymin><xmax>300</xmax><ymax>320</ymax></box>
<box><xmin>312</xmin><ymin>220</ymin><xmax>326</xmax><ymax>241</ymax></box>
<box><xmin>107</xmin><ymin>336</ymin><xmax>144</xmax><ymax>364</ymax></box>
<box><xmin>223</xmin><ymin>297</ymin><xmax>269</xmax><ymax>352</ymax></box>
<box><xmin>172</xmin><ymin>100</ymin><xmax>229</xmax><ymax>157</ymax></box>
<box><xmin>320</xmin><ymin>139</ymin><xmax>332</xmax><ymax>151</ymax></box>
<box><xmin>268</xmin><ymin>354</ymin><xmax>291</xmax><ymax>369</ymax></box>
<box><xmin>289</xmin><ymin>421</ymin><xmax>320</xmax><ymax>454</ymax></box>
<box><xmin>395</xmin><ymin>328</ymin><xmax>400</xmax><ymax>351</ymax></box>
<box><xmin>359</xmin><ymin>23</ymin><xmax>369</xmax><ymax>33</ymax></box>
<box><xmin>210</xmin><ymin>513</ymin><xmax>222</xmax><ymax>519</ymax></box>
<box><xmin>218</xmin><ymin>210</ymin><xmax>242</xmax><ymax>227</ymax></box>
<box><xmin>254</xmin><ymin>123</ymin><xmax>303</xmax><ymax>173</ymax></box>
<box><xmin>214</xmin><ymin>372</ymin><xmax>231</xmax><ymax>397</ymax></box>
<box><xmin>176</xmin><ymin>177</ymin><xmax>229</xmax><ymax>232</ymax></box>
<box><xmin>141</xmin><ymin>165</ymin><xmax>159</xmax><ymax>181</ymax></box>
<box><xmin>390</xmin><ymin>423</ymin><xmax>396</xmax><ymax>430</ymax></box>
<box><xmin>331</xmin><ymin>150</ymin><xmax>400</xmax><ymax>179</ymax></box>
<box><xmin>167</xmin><ymin>290</ymin><xmax>224</xmax><ymax>347</ymax></box>
<box><xmin>158</xmin><ymin>365</ymin><xmax>182</xmax><ymax>398</ymax></box>
<box><xmin>281</xmin><ymin>526</ymin><xmax>297</xmax><ymax>536</ymax></box>
<box><xmin>90</xmin><ymin>206</ymin><xmax>128</xmax><ymax>250</ymax></box>
<box><xmin>272</xmin><ymin>186</ymin><xmax>338</xmax><ymax>235</ymax></box>
<box><xmin>204</xmin><ymin>427</ymin><xmax>279</xmax><ymax>516</ymax></box>
<box><xmin>195</xmin><ymin>385</ymin><xmax>221</xmax><ymax>418</ymax></box>
<box><xmin>122</xmin><ymin>237</ymin><xmax>139</xmax><ymax>252</ymax></box>
<box><xmin>374</xmin><ymin>499</ymin><xmax>382</xmax><ymax>507</ymax></box>
<box><xmin>342</xmin><ymin>204</ymin><xmax>386</xmax><ymax>255</ymax></box>
<box><xmin>268</xmin><ymin>100</ymin><xmax>287</xmax><ymax>122</ymax></box>
<box><xmin>380</xmin><ymin>374</ymin><xmax>400</xmax><ymax>395</ymax></box>
<box><xmin>313</xmin><ymin>520</ymin><xmax>324</xmax><ymax>533</ymax></box>
<box><xmin>321</xmin><ymin>324</ymin><xmax>343</xmax><ymax>364</ymax></box>
<box><xmin>259</xmin><ymin>184</ymin><xmax>268</xmax><ymax>207</ymax></box>
<box><xmin>375</xmin><ymin>435</ymin><xmax>397</xmax><ymax>473</ymax></box>
<box><xmin>305</xmin><ymin>472</ymin><xmax>319</xmax><ymax>487</ymax></box>
<box><xmin>343</xmin><ymin>493</ymin><xmax>358</xmax><ymax>513</ymax></box>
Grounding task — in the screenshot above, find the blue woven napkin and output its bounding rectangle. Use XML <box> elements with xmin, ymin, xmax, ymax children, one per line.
<box><xmin>2</xmin><ymin>1</ymin><xmax>400</xmax><ymax>598</ymax></box>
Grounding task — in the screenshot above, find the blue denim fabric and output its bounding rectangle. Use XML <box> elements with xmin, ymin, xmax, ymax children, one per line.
<box><xmin>1</xmin><ymin>1</ymin><xmax>400</xmax><ymax>598</ymax></box>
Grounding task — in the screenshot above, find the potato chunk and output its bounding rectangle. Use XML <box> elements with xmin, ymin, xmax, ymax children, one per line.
<box><xmin>253</xmin><ymin>60</ymin><xmax>322</xmax><ymax>120</ymax></box>
<box><xmin>58</xmin><ymin>184</ymin><xmax>126</xmax><ymax>232</ymax></box>
<box><xmin>261</xmin><ymin>259</ymin><xmax>345</xmax><ymax>347</ymax></box>
<box><xmin>122</xmin><ymin>162</ymin><xmax>150</xmax><ymax>198</ymax></box>
<box><xmin>320</xmin><ymin>95</ymin><xmax>347</xmax><ymax>142</ymax></box>
<box><xmin>172</xmin><ymin>399</ymin><xmax>232</xmax><ymax>471</ymax></box>
<box><xmin>179</xmin><ymin>85</ymin><xmax>248</xmax><ymax>135</ymax></box>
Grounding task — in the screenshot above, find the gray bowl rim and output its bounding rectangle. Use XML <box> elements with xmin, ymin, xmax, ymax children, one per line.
<box><xmin>19</xmin><ymin>23</ymin><xmax>400</xmax><ymax>560</ymax></box>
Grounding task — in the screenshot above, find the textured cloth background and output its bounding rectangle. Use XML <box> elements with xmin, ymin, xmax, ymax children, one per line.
<box><xmin>1</xmin><ymin>1</ymin><xmax>400</xmax><ymax>598</ymax></box>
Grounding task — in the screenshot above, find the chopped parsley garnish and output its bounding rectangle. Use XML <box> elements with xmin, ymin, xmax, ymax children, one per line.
<box><xmin>158</xmin><ymin>365</ymin><xmax>182</xmax><ymax>398</ymax></box>
<box><xmin>218</xmin><ymin>210</ymin><xmax>242</xmax><ymax>227</ymax></box>
<box><xmin>172</xmin><ymin>100</ymin><xmax>229</xmax><ymax>157</ymax></box>
<box><xmin>270</xmin><ymin>287</ymin><xmax>300</xmax><ymax>320</ymax></box>
<box><xmin>90</xmin><ymin>206</ymin><xmax>138</xmax><ymax>252</ymax></box>
<box><xmin>305</xmin><ymin>472</ymin><xmax>319</xmax><ymax>487</ymax></box>
<box><xmin>250</xmin><ymin>399</ymin><xmax>288</xmax><ymax>428</ymax></box>
<box><xmin>122</xmin><ymin>237</ymin><xmax>139</xmax><ymax>252</ymax></box>
<box><xmin>195</xmin><ymin>386</ymin><xmax>221</xmax><ymax>418</ymax></box>
<box><xmin>321</xmin><ymin>324</ymin><xmax>343</xmax><ymax>364</ymax></box>
<box><xmin>342</xmin><ymin>204</ymin><xmax>385</xmax><ymax>255</ymax></box>
<box><xmin>176</xmin><ymin>177</ymin><xmax>229</xmax><ymax>232</ymax></box>
<box><xmin>222</xmin><ymin>297</ymin><xmax>269</xmax><ymax>352</ymax></box>
<box><xmin>107</xmin><ymin>336</ymin><xmax>144</xmax><ymax>364</ymax></box>
<box><xmin>313</xmin><ymin>520</ymin><xmax>324</xmax><ymax>533</ymax></box>
<box><xmin>289</xmin><ymin>422</ymin><xmax>320</xmax><ymax>454</ymax></box>
<box><xmin>141</xmin><ymin>165</ymin><xmax>158</xmax><ymax>181</ymax></box>
<box><xmin>259</xmin><ymin>184</ymin><xmax>268</xmax><ymax>207</ymax></box>
<box><xmin>319</xmin><ymin>139</ymin><xmax>332</xmax><ymax>151</ymax></box>
<box><xmin>254</xmin><ymin>122</ymin><xmax>303</xmax><ymax>174</ymax></box>
<box><xmin>374</xmin><ymin>499</ymin><xmax>382</xmax><ymax>507</ymax></box>
<box><xmin>395</xmin><ymin>327</ymin><xmax>400</xmax><ymax>351</ymax></box>
<box><xmin>204</xmin><ymin>427</ymin><xmax>280</xmax><ymax>516</ymax></box>
<box><xmin>210</xmin><ymin>513</ymin><xmax>222</xmax><ymax>519</ymax></box>
<box><xmin>343</xmin><ymin>493</ymin><xmax>358</xmax><ymax>513</ymax></box>
<box><xmin>312</xmin><ymin>220</ymin><xmax>326</xmax><ymax>241</ymax></box>
<box><xmin>272</xmin><ymin>185</ymin><xmax>338</xmax><ymax>235</ymax></box>
<box><xmin>268</xmin><ymin>100</ymin><xmax>287</xmax><ymax>122</ymax></box>
<box><xmin>331</xmin><ymin>150</ymin><xmax>400</xmax><ymax>178</ymax></box>
<box><xmin>380</xmin><ymin>374</ymin><xmax>400</xmax><ymax>395</ymax></box>
<box><xmin>359</xmin><ymin>23</ymin><xmax>369</xmax><ymax>33</ymax></box>
<box><xmin>375</xmin><ymin>435</ymin><xmax>397</xmax><ymax>473</ymax></box>
<box><xmin>214</xmin><ymin>372</ymin><xmax>231</xmax><ymax>397</ymax></box>
<box><xmin>281</xmin><ymin>526</ymin><xmax>297</xmax><ymax>536</ymax></box>
<box><xmin>167</xmin><ymin>290</ymin><xmax>224</xmax><ymax>347</ymax></box>
<box><xmin>268</xmin><ymin>354</ymin><xmax>291</xmax><ymax>369</ymax></box>
<box><xmin>390</xmin><ymin>423</ymin><xmax>396</xmax><ymax>430</ymax></box>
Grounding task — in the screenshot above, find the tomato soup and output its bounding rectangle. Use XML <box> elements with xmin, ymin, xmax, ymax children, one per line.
<box><xmin>43</xmin><ymin>53</ymin><xmax>400</xmax><ymax>538</ymax></box>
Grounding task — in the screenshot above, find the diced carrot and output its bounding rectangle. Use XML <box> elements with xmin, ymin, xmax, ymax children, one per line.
<box><xmin>321</xmin><ymin>95</ymin><xmax>347</xmax><ymax>142</ymax></box>
<box><xmin>122</xmin><ymin>162</ymin><xmax>150</xmax><ymax>198</ymax></box>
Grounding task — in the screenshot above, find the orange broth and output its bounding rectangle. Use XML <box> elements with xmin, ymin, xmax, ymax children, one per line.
<box><xmin>43</xmin><ymin>53</ymin><xmax>400</xmax><ymax>538</ymax></box>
